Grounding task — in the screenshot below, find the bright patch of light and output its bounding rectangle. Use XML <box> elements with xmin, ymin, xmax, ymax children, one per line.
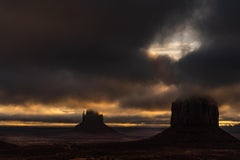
<box><xmin>0</xmin><ymin>120</ymin><xmax>238</xmax><ymax>127</ymax></box>
<box><xmin>148</xmin><ymin>25</ymin><xmax>201</xmax><ymax>60</ymax></box>
<box><xmin>106</xmin><ymin>122</ymin><xmax>170</xmax><ymax>128</ymax></box>
<box><xmin>219</xmin><ymin>121</ymin><xmax>240</xmax><ymax>127</ymax></box>
<box><xmin>0</xmin><ymin>121</ymin><xmax>76</xmax><ymax>127</ymax></box>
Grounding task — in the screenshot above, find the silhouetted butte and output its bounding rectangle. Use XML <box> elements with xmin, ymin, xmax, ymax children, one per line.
<box><xmin>171</xmin><ymin>96</ymin><xmax>219</xmax><ymax>128</ymax></box>
<box><xmin>149</xmin><ymin>96</ymin><xmax>239</xmax><ymax>147</ymax></box>
<box><xmin>75</xmin><ymin>110</ymin><xmax>117</xmax><ymax>134</ymax></box>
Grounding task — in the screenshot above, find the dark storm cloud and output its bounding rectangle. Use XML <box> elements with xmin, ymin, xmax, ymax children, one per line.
<box><xmin>0</xmin><ymin>0</ymin><xmax>239</xmax><ymax>115</ymax></box>
<box><xmin>177</xmin><ymin>0</ymin><xmax>240</xmax><ymax>87</ymax></box>
<box><xmin>0</xmin><ymin>70</ymin><xmax>175</xmax><ymax>105</ymax></box>
<box><xmin>120</xmin><ymin>85</ymin><xmax>178</xmax><ymax>109</ymax></box>
<box><xmin>195</xmin><ymin>0</ymin><xmax>240</xmax><ymax>42</ymax></box>
<box><xmin>176</xmin><ymin>45</ymin><xmax>240</xmax><ymax>86</ymax></box>
<box><xmin>0</xmin><ymin>0</ymin><xmax>197</xmax><ymax>106</ymax></box>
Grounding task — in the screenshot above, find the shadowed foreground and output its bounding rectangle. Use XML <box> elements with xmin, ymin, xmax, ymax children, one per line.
<box><xmin>0</xmin><ymin>141</ymin><xmax>240</xmax><ymax>160</ymax></box>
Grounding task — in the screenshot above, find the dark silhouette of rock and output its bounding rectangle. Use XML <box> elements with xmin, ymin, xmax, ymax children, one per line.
<box><xmin>171</xmin><ymin>96</ymin><xmax>219</xmax><ymax>128</ymax></box>
<box><xmin>148</xmin><ymin>96</ymin><xmax>239</xmax><ymax>147</ymax></box>
<box><xmin>74</xmin><ymin>110</ymin><xmax>117</xmax><ymax>134</ymax></box>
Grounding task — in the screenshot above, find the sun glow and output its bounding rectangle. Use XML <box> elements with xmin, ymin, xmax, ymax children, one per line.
<box><xmin>0</xmin><ymin>92</ymin><xmax>239</xmax><ymax>128</ymax></box>
<box><xmin>0</xmin><ymin>121</ymin><xmax>76</xmax><ymax>127</ymax></box>
<box><xmin>148</xmin><ymin>25</ymin><xmax>201</xmax><ymax>60</ymax></box>
<box><xmin>219</xmin><ymin>121</ymin><xmax>240</xmax><ymax>127</ymax></box>
<box><xmin>0</xmin><ymin>120</ymin><xmax>238</xmax><ymax>127</ymax></box>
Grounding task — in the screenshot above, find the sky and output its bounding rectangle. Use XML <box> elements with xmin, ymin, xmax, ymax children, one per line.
<box><xmin>0</xmin><ymin>0</ymin><xmax>240</xmax><ymax>127</ymax></box>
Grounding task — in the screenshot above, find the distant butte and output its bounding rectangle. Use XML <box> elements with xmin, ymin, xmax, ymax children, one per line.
<box><xmin>74</xmin><ymin>110</ymin><xmax>118</xmax><ymax>134</ymax></box>
<box><xmin>148</xmin><ymin>96</ymin><xmax>239</xmax><ymax>147</ymax></box>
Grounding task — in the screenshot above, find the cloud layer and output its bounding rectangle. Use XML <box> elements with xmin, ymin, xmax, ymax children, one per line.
<box><xmin>0</xmin><ymin>0</ymin><xmax>196</xmax><ymax>106</ymax></box>
<box><xmin>0</xmin><ymin>0</ymin><xmax>240</xmax><ymax>124</ymax></box>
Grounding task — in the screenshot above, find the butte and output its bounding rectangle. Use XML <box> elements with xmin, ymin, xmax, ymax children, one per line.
<box><xmin>74</xmin><ymin>109</ymin><xmax>118</xmax><ymax>134</ymax></box>
<box><xmin>147</xmin><ymin>96</ymin><xmax>239</xmax><ymax>147</ymax></box>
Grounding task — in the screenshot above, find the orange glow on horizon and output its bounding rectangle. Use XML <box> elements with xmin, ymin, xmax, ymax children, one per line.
<box><xmin>0</xmin><ymin>97</ymin><xmax>239</xmax><ymax>128</ymax></box>
<box><xmin>0</xmin><ymin>120</ymin><xmax>238</xmax><ymax>128</ymax></box>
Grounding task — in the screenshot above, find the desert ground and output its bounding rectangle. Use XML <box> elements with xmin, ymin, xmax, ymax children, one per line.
<box><xmin>0</xmin><ymin>126</ymin><xmax>239</xmax><ymax>160</ymax></box>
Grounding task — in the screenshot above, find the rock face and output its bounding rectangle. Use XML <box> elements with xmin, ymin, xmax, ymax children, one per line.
<box><xmin>171</xmin><ymin>96</ymin><xmax>219</xmax><ymax>128</ymax></box>
<box><xmin>148</xmin><ymin>96</ymin><xmax>239</xmax><ymax>146</ymax></box>
<box><xmin>75</xmin><ymin>110</ymin><xmax>117</xmax><ymax>134</ymax></box>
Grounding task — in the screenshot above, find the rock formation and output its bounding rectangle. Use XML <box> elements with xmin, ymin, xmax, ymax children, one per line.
<box><xmin>171</xmin><ymin>96</ymin><xmax>219</xmax><ymax>128</ymax></box>
<box><xmin>75</xmin><ymin>110</ymin><xmax>117</xmax><ymax>134</ymax></box>
<box><xmin>148</xmin><ymin>96</ymin><xmax>239</xmax><ymax>147</ymax></box>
